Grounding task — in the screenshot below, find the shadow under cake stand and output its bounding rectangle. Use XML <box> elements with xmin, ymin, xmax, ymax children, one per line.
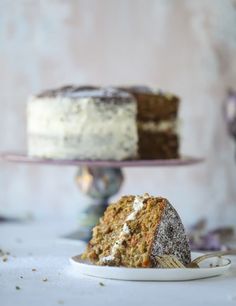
<box><xmin>1</xmin><ymin>153</ymin><xmax>203</xmax><ymax>241</ymax></box>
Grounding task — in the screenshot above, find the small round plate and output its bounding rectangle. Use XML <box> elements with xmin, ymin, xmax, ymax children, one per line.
<box><xmin>69</xmin><ymin>252</ymin><xmax>231</xmax><ymax>281</ymax></box>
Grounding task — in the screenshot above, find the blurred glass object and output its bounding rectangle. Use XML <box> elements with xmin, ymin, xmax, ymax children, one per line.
<box><xmin>188</xmin><ymin>219</ymin><xmax>234</xmax><ymax>251</ymax></box>
<box><xmin>224</xmin><ymin>89</ymin><xmax>236</xmax><ymax>149</ymax></box>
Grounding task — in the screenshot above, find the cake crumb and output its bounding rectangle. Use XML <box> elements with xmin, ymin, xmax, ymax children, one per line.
<box><xmin>42</xmin><ymin>278</ymin><xmax>48</xmax><ymax>282</ymax></box>
<box><xmin>99</xmin><ymin>282</ymin><xmax>105</xmax><ymax>287</ymax></box>
<box><xmin>2</xmin><ymin>256</ymin><xmax>8</xmax><ymax>262</ymax></box>
<box><xmin>15</xmin><ymin>286</ymin><xmax>20</xmax><ymax>290</ymax></box>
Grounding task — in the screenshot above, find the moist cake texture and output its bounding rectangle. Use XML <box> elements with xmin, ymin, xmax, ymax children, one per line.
<box><xmin>27</xmin><ymin>87</ymin><xmax>138</xmax><ymax>160</ymax></box>
<box><xmin>82</xmin><ymin>194</ymin><xmax>191</xmax><ymax>267</ymax></box>
<box><xmin>121</xmin><ymin>86</ymin><xmax>179</xmax><ymax>159</ymax></box>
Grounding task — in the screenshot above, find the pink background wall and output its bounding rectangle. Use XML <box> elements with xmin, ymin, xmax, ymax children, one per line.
<box><xmin>0</xmin><ymin>0</ymin><xmax>236</xmax><ymax>229</ymax></box>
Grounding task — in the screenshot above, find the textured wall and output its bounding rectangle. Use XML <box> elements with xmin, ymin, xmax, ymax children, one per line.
<box><xmin>0</xmin><ymin>0</ymin><xmax>236</xmax><ymax>229</ymax></box>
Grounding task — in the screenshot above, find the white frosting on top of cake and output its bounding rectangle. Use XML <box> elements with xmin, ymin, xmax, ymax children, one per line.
<box><xmin>59</xmin><ymin>88</ymin><xmax>131</xmax><ymax>99</ymax></box>
<box><xmin>35</xmin><ymin>86</ymin><xmax>131</xmax><ymax>99</ymax></box>
<box><xmin>101</xmin><ymin>194</ymin><xmax>149</xmax><ymax>263</ymax></box>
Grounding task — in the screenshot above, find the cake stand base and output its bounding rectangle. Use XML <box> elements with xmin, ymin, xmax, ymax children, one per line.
<box><xmin>65</xmin><ymin>166</ymin><xmax>123</xmax><ymax>241</ymax></box>
<box><xmin>0</xmin><ymin>152</ymin><xmax>203</xmax><ymax>242</ymax></box>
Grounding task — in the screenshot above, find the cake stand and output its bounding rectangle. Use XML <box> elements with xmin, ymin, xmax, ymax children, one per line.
<box><xmin>1</xmin><ymin>152</ymin><xmax>203</xmax><ymax>241</ymax></box>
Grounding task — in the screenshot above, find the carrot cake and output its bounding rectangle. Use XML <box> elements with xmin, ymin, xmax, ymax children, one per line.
<box><xmin>27</xmin><ymin>85</ymin><xmax>179</xmax><ymax>160</ymax></box>
<box><xmin>82</xmin><ymin>194</ymin><xmax>191</xmax><ymax>267</ymax></box>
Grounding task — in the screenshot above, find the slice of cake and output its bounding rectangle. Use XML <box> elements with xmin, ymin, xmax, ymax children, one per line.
<box><xmin>120</xmin><ymin>86</ymin><xmax>179</xmax><ymax>159</ymax></box>
<box><xmin>27</xmin><ymin>86</ymin><xmax>138</xmax><ymax>160</ymax></box>
<box><xmin>82</xmin><ymin>194</ymin><xmax>191</xmax><ymax>267</ymax></box>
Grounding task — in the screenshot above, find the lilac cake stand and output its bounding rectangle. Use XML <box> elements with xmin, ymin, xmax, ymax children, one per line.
<box><xmin>1</xmin><ymin>152</ymin><xmax>203</xmax><ymax>241</ymax></box>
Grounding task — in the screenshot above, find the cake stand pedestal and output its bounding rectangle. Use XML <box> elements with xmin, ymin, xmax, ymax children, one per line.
<box><xmin>1</xmin><ymin>153</ymin><xmax>203</xmax><ymax>241</ymax></box>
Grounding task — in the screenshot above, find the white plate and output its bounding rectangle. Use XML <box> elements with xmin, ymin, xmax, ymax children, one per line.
<box><xmin>69</xmin><ymin>252</ymin><xmax>231</xmax><ymax>281</ymax></box>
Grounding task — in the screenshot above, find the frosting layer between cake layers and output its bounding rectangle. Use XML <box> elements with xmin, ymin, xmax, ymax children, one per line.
<box><xmin>101</xmin><ymin>193</ymin><xmax>149</xmax><ymax>263</ymax></box>
<box><xmin>27</xmin><ymin>88</ymin><xmax>138</xmax><ymax>160</ymax></box>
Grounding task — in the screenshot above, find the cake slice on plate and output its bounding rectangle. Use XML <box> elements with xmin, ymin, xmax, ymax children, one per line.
<box><xmin>82</xmin><ymin>193</ymin><xmax>191</xmax><ymax>267</ymax></box>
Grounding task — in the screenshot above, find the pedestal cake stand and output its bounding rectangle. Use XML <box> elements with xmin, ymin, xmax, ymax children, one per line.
<box><xmin>1</xmin><ymin>152</ymin><xmax>203</xmax><ymax>241</ymax></box>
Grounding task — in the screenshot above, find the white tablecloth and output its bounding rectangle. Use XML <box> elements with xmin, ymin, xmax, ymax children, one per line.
<box><xmin>1</xmin><ymin>219</ymin><xmax>236</xmax><ymax>306</ymax></box>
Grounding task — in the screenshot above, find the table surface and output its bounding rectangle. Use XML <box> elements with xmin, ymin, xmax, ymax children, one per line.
<box><xmin>0</xmin><ymin>219</ymin><xmax>236</xmax><ymax>306</ymax></box>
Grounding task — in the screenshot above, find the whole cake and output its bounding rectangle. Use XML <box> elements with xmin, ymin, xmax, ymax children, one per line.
<box><xmin>27</xmin><ymin>86</ymin><xmax>138</xmax><ymax>160</ymax></box>
<box><xmin>82</xmin><ymin>194</ymin><xmax>191</xmax><ymax>267</ymax></box>
<box><xmin>27</xmin><ymin>85</ymin><xmax>179</xmax><ymax>160</ymax></box>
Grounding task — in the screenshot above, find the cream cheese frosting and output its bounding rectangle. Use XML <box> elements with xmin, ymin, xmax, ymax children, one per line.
<box><xmin>27</xmin><ymin>88</ymin><xmax>138</xmax><ymax>160</ymax></box>
<box><xmin>101</xmin><ymin>193</ymin><xmax>149</xmax><ymax>263</ymax></box>
<box><xmin>138</xmin><ymin>120</ymin><xmax>178</xmax><ymax>133</ymax></box>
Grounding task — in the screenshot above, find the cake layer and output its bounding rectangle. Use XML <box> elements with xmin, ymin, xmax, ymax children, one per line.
<box><xmin>135</xmin><ymin>92</ymin><xmax>179</xmax><ymax>121</ymax></box>
<box><xmin>137</xmin><ymin>118</ymin><xmax>179</xmax><ymax>159</ymax></box>
<box><xmin>120</xmin><ymin>86</ymin><xmax>179</xmax><ymax>121</ymax></box>
<box><xmin>138</xmin><ymin>131</ymin><xmax>179</xmax><ymax>159</ymax></box>
<box><xmin>82</xmin><ymin>194</ymin><xmax>191</xmax><ymax>267</ymax></box>
<box><xmin>27</xmin><ymin>87</ymin><xmax>138</xmax><ymax>160</ymax></box>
